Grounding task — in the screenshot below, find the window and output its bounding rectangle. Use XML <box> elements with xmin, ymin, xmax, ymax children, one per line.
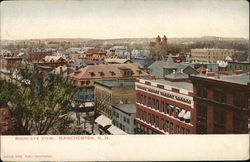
<box><xmin>144</xmin><ymin>111</ymin><xmax>147</xmax><ymax>121</ymax></box>
<box><xmin>161</xmin><ymin>101</ymin><xmax>165</xmax><ymax>113</ymax></box>
<box><xmin>148</xmin><ymin>97</ymin><xmax>152</xmax><ymax>107</ymax></box>
<box><xmin>176</xmin><ymin>125</ymin><xmax>179</xmax><ymax>134</ymax></box>
<box><xmin>143</xmin><ymin>95</ymin><xmax>147</xmax><ymax>105</ymax></box>
<box><xmin>152</xmin><ymin>98</ymin><xmax>156</xmax><ymax>109</ymax></box>
<box><xmin>161</xmin><ymin>118</ymin><xmax>164</xmax><ymax>130</ymax></box>
<box><xmin>181</xmin><ymin>127</ymin><xmax>185</xmax><ymax>134</ymax></box>
<box><xmin>233</xmin><ymin>94</ymin><xmax>247</xmax><ymax>108</ymax></box>
<box><xmin>197</xmin><ymin>86</ymin><xmax>207</xmax><ymax>98</ymax></box>
<box><xmin>233</xmin><ymin>114</ymin><xmax>247</xmax><ymax>131</ymax></box>
<box><xmin>170</xmin><ymin>122</ymin><xmax>174</xmax><ymax>134</ymax></box>
<box><xmin>214</xmin><ymin>90</ymin><xmax>226</xmax><ymax>103</ymax></box>
<box><xmin>214</xmin><ymin>108</ymin><xmax>226</xmax><ymax>125</ymax></box>
<box><xmin>166</xmin><ymin>103</ymin><xmax>170</xmax><ymax>115</ymax></box>
<box><xmin>166</xmin><ymin>121</ymin><xmax>169</xmax><ymax>133</ymax></box>
<box><xmin>155</xmin><ymin>116</ymin><xmax>159</xmax><ymax>128</ymax></box>
<box><xmin>152</xmin><ymin>114</ymin><xmax>155</xmax><ymax>125</ymax></box>
<box><xmin>186</xmin><ymin>129</ymin><xmax>190</xmax><ymax>134</ymax></box>
<box><xmin>197</xmin><ymin>104</ymin><xmax>207</xmax><ymax>119</ymax></box>
<box><xmin>127</xmin><ymin>118</ymin><xmax>130</xmax><ymax>124</ymax></box>
<box><xmin>156</xmin><ymin>100</ymin><xmax>159</xmax><ymax>110</ymax></box>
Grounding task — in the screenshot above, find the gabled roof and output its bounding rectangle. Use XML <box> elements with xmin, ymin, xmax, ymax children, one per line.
<box><xmin>163</xmin><ymin>54</ymin><xmax>179</xmax><ymax>68</ymax></box>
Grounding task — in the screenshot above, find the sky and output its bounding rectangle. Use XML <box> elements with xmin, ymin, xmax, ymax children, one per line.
<box><xmin>0</xmin><ymin>0</ymin><xmax>249</xmax><ymax>40</ymax></box>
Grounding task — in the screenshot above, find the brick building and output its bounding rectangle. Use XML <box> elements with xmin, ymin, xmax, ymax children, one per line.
<box><xmin>94</xmin><ymin>80</ymin><xmax>135</xmax><ymax>119</ymax></box>
<box><xmin>190</xmin><ymin>72</ymin><xmax>250</xmax><ymax>134</ymax></box>
<box><xmin>135</xmin><ymin>78</ymin><xmax>195</xmax><ymax>134</ymax></box>
<box><xmin>191</xmin><ymin>49</ymin><xmax>235</xmax><ymax>63</ymax></box>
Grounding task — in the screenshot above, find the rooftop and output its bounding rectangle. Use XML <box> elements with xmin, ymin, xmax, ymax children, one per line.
<box><xmin>113</xmin><ymin>104</ymin><xmax>136</xmax><ymax>114</ymax></box>
<box><xmin>191</xmin><ymin>72</ymin><xmax>250</xmax><ymax>85</ymax></box>
<box><xmin>95</xmin><ymin>80</ymin><xmax>135</xmax><ymax>88</ymax></box>
<box><xmin>148</xmin><ymin>79</ymin><xmax>193</xmax><ymax>91</ymax></box>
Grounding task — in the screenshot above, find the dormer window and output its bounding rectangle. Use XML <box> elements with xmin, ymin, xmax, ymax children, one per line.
<box><xmin>89</xmin><ymin>72</ymin><xmax>95</xmax><ymax>76</ymax></box>
<box><xmin>99</xmin><ymin>72</ymin><xmax>104</xmax><ymax>76</ymax></box>
<box><xmin>110</xmin><ymin>71</ymin><xmax>116</xmax><ymax>76</ymax></box>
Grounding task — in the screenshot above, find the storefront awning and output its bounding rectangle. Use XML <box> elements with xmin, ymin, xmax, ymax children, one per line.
<box><xmin>178</xmin><ymin>109</ymin><xmax>186</xmax><ymax>118</ymax></box>
<box><xmin>183</xmin><ymin>111</ymin><xmax>191</xmax><ymax>120</ymax></box>
<box><xmin>108</xmin><ymin>125</ymin><xmax>127</xmax><ymax>135</ymax></box>
<box><xmin>95</xmin><ymin>115</ymin><xmax>112</xmax><ymax>127</ymax></box>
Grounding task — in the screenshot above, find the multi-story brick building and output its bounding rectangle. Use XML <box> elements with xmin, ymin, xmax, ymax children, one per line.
<box><xmin>190</xmin><ymin>72</ymin><xmax>250</xmax><ymax>134</ymax></box>
<box><xmin>191</xmin><ymin>49</ymin><xmax>235</xmax><ymax>63</ymax></box>
<box><xmin>135</xmin><ymin>78</ymin><xmax>195</xmax><ymax>134</ymax></box>
<box><xmin>94</xmin><ymin>80</ymin><xmax>135</xmax><ymax>119</ymax></box>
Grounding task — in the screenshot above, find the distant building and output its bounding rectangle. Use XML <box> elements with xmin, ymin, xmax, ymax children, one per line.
<box><xmin>94</xmin><ymin>80</ymin><xmax>136</xmax><ymax>119</ymax></box>
<box><xmin>227</xmin><ymin>61</ymin><xmax>250</xmax><ymax>72</ymax></box>
<box><xmin>131</xmin><ymin>49</ymin><xmax>151</xmax><ymax>59</ymax></box>
<box><xmin>149</xmin><ymin>55</ymin><xmax>198</xmax><ymax>78</ymax></box>
<box><xmin>190</xmin><ymin>72</ymin><xmax>250</xmax><ymax>134</ymax></box>
<box><xmin>28</xmin><ymin>51</ymin><xmax>52</xmax><ymax>62</ymax></box>
<box><xmin>149</xmin><ymin>35</ymin><xmax>168</xmax><ymax>56</ymax></box>
<box><xmin>135</xmin><ymin>78</ymin><xmax>194</xmax><ymax>134</ymax></box>
<box><xmin>191</xmin><ymin>49</ymin><xmax>235</xmax><ymax>63</ymax></box>
<box><xmin>86</xmin><ymin>49</ymin><xmax>107</xmax><ymax>59</ymax></box>
<box><xmin>112</xmin><ymin>104</ymin><xmax>136</xmax><ymax>134</ymax></box>
<box><xmin>70</xmin><ymin>58</ymin><xmax>87</xmax><ymax>70</ymax></box>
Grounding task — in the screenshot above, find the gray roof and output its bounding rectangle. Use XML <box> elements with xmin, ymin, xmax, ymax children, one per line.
<box><xmin>165</xmin><ymin>72</ymin><xmax>189</xmax><ymax>79</ymax></box>
<box><xmin>152</xmin><ymin>79</ymin><xmax>193</xmax><ymax>91</ymax></box>
<box><xmin>192</xmin><ymin>73</ymin><xmax>250</xmax><ymax>85</ymax></box>
<box><xmin>95</xmin><ymin>80</ymin><xmax>135</xmax><ymax>88</ymax></box>
<box><xmin>163</xmin><ymin>54</ymin><xmax>179</xmax><ymax>68</ymax></box>
<box><xmin>113</xmin><ymin>104</ymin><xmax>136</xmax><ymax>114</ymax></box>
<box><xmin>148</xmin><ymin>61</ymin><xmax>167</xmax><ymax>78</ymax></box>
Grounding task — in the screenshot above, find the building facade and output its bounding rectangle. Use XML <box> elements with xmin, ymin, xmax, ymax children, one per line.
<box><xmin>191</xmin><ymin>49</ymin><xmax>235</xmax><ymax>63</ymax></box>
<box><xmin>227</xmin><ymin>61</ymin><xmax>250</xmax><ymax>72</ymax></box>
<box><xmin>112</xmin><ymin>104</ymin><xmax>136</xmax><ymax>134</ymax></box>
<box><xmin>94</xmin><ymin>80</ymin><xmax>135</xmax><ymax>119</ymax></box>
<box><xmin>135</xmin><ymin>78</ymin><xmax>195</xmax><ymax>134</ymax></box>
<box><xmin>28</xmin><ymin>51</ymin><xmax>52</xmax><ymax>62</ymax></box>
<box><xmin>190</xmin><ymin>72</ymin><xmax>249</xmax><ymax>134</ymax></box>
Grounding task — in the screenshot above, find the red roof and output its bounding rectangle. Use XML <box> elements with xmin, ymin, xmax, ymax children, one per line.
<box><xmin>68</xmin><ymin>63</ymin><xmax>149</xmax><ymax>80</ymax></box>
<box><xmin>197</xmin><ymin>65</ymin><xmax>207</xmax><ymax>73</ymax></box>
<box><xmin>87</xmin><ymin>49</ymin><xmax>106</xmax><ymax>54</ymax></box>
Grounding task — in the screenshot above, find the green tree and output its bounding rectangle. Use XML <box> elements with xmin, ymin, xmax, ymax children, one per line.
<box><xmin>0</xmin><ymin>67</ymin><xmax>78</xmax><ymax>135</ymax></box>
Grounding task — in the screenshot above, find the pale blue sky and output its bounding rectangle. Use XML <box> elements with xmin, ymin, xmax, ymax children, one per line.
<box><xmin>0</xmin><ymin>0</ymin><xmax>249</xmax><ymax>40</ymax></box>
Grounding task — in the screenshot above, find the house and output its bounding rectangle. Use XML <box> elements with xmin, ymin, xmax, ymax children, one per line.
<box><xmin>112</xmin><ymin>104</ymin><xmax>136</xmax><ymax>134</ymax></box>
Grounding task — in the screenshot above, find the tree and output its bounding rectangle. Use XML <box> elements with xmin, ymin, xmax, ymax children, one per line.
<box><xmin>0</xmin><ymin>67</ymin><xmax>77</xmax><ymax>135</ymax></box>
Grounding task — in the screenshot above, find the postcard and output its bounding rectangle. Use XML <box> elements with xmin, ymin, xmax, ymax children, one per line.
<box><xmin>0</xmin><ymin>0</ymin><xmax>249</xmax><ymax>161</ymax></box>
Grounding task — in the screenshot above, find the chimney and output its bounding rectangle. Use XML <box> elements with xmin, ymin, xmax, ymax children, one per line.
<box><xmin>173</xmin><ymin>69</ymin><xmax>176</xmax><ymax>74</ymax></box>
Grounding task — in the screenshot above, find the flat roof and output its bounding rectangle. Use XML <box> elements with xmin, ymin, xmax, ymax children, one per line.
<box><xmin>95</xmin><ymin>80</ymin><xmax>135</xmax><ymax>88</ymax></box>
<box><xmin>113</xmin><ymin>104</ymin><xmax>136</xmax><ymax>114</ymax></box>
<box><xmin>191</xmin><ymin>73</ymin><xmax>250</xmax><ymax>85</ymax></box>
<box><xmin>150</xmin><ymin>79</ymin><xmax>193</xmax><ymax>91</ymax></box>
